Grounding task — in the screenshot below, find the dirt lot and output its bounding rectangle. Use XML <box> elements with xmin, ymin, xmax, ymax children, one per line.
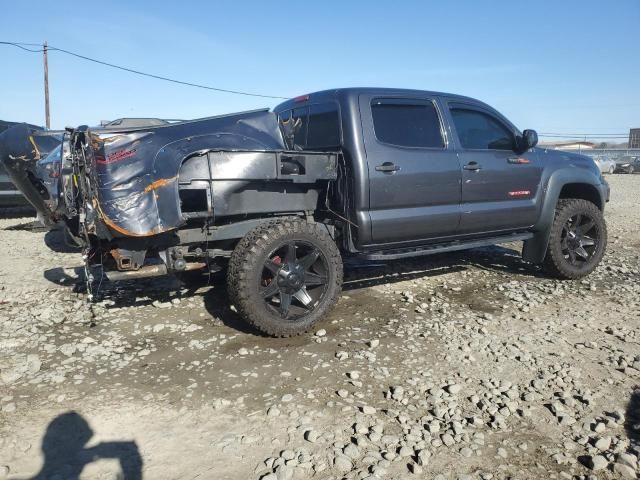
<box><xmin>0</xmin><ymin>175</ymin><xmax>638</xmax><ymax>480</ymax></box>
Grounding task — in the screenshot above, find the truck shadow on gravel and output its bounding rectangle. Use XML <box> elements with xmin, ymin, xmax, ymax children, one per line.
<box><xmin>41</xmin><ymin>243</ymin><xmax>541</xmax><ymax>336</ymax></box>
<box><xmin>30</xmin><ymin>411</ymin><xmax>142</xmax><ymax>480</ymax></box>
<box><xmin>44</xmin><ymin>266</ymin><xmax>85</xmax><ymax>288</ymax></box>
<box><xmin>0</xmin><ymin>206</ymin><xmax>35</xmax><ymax>219</ymax></box>
<box><xmin>44</xmin><ymin>229</ymin><xmax>82</xmax><ymax>253</ymax></box>
<box><xmin>2</xmin><ymin>221</ymin><xmax>81</xmax><ymax>253</ymax></box>
<box><xmin>343</xmin><ymin>245</ymin><xmax>542</xmax><ymax>290</ymax></box>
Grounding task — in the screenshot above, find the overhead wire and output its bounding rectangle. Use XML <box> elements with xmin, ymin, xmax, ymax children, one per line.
<box><xmin>0</xmin><ymin>41</ymin><xmax>288</xmax><ymax>99</ymax></box>
<box><xmin>1</xmin><ymin>40</ymin><xmax>635</xmax><ymax>137</ymax></box>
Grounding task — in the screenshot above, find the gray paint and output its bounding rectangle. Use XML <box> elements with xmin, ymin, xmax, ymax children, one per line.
<box><xmin>274</xmin><ymin>88</ymin><xmax>608</xmax><ymax>259</ymax></box>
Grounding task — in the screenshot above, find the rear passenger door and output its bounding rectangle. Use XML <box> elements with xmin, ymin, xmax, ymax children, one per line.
<box><xmin>359</xmin><ymin>94</ymin><xmax>462</xmax><ymax>244</ymax></box>
<box><xmin>446</xmin><ymin>103</ymin><xmax>543</xmax><ymax>234</ymax></box>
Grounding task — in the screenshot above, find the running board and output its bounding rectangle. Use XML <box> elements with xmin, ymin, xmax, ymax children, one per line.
<box><xmin>360</xmin><ymin>232</ymin><xmax>534</xmax><ymax>261</ymax></box>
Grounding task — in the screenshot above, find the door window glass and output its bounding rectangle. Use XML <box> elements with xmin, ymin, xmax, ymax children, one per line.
<box><xmin>371</xmin><ymin>99</ymin><xmax>444</xmax><ymax>148</ymax></box>
<box><xmin>450</xmin><ymin>108</ymin><xmax>514</xmax><ymax>150</ymax></box>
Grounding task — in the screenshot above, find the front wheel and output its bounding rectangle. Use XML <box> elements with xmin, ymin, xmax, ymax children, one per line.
<box><xmin>543</xmin><ymin>199</ymin><xmax>607</xmax><ymax>279</ymax></box>
<box><xmin>227</xmin><ymin>218</ymin><xmax>343</xmax><ymax>337</ymax></box>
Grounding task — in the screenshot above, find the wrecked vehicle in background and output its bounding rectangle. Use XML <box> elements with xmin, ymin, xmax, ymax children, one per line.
<box><xmin>0</xmin><ymin>122</ymin><xmax>63</xmax><ymax>212</ymax></box>
<box><xmin>614</xmin><ymin>155</ymin><xmax>640</xmax><ymax>174</ymax></box>
<box><xmin>1</xmin><ymin>88</ymin><xmax>610</xmax><ymax>337</ymax></box>
<box><xmin>0</xmin><ymin>118</ymin><xmax>172</xmax><ymax>212</ymax></box>
<box><xmin>0</xmin><ymin>120</ymin><xmax>61</xmax><ymax>207</ymax></box>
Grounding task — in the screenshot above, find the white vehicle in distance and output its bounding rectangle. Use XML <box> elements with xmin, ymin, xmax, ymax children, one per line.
<box><xmin>592</xmin><ymin>156</ymin><xmax>616</xmax><ymax>175</ymax></box>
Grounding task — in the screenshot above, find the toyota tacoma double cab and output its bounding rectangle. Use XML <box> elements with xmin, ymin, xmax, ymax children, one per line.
<box><xmin>0</xmin><ymin>88</ymin><xmax>609</xmax><ymax>336</ymax></box>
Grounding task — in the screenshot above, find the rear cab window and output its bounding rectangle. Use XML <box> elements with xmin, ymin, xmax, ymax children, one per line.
<box><xmin>278</xmin><ymin>102</ymin><xmax>341</xmax><ymax>151</ymax></box>
<box><xmin>371</xmin><ymin>98</ymin><xmax>445</xmax><ymax>149</ymax></box>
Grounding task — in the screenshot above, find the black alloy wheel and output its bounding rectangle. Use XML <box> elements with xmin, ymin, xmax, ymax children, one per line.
<box><xmin>261</xmin><ymin>240</ymin><xmax>329</xmax><ymax>320</ymax></box>
<box><xmin>227</xmin><ymin>218</ymin><xmax>342</xmax><ymax>337</ymax></box>
<box><xmin>560</xmin><ymin>213</ymin><xmax>599</xmax><ymax>266</ymax></box>
<box><xmin>543</xmin><ymin>199</ymin><xmax>607</xmax><ymax>279</ymax></box>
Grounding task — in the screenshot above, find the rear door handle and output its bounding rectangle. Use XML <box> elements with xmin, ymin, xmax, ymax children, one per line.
<box><xmin>375</xmin><ymin>162</ymin><xmax>400</xmax><ymax>173</ymax></box>
<box><xmin>463</xmin><ymin>161</ymin><xmax>481</xmax><ymax>171</ymax></box>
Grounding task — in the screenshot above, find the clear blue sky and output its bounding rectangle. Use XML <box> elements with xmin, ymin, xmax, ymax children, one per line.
<box><xmin>1</xmin><ymin>0</ymin><xmax>638</xmax><ymax>141</ymax></box>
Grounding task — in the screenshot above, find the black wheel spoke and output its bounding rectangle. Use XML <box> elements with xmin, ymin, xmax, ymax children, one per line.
<box><xmin>567</xmin><ymin>248</ymin><xmax>577</xmax><ymax>264</ymax></box>
<box><xmin>573</xmin><ymin>214</ymin><xmax>582</xmax><ymax>228</ymax></box>
<box><xmin>293</xmin><ymin>288</ymin><xmax>314</xmax><ymax>309</ymax></box>
<box><xmin>581</xmin><ymin>219</ymin><xmax>595</xmax><ymax>234</ymax></box>
<box><xmin>304</xmin><ymin>271</ymin><xmax>327</xmax><ymax>286</ymax></box>
<box><xmin>279</xmin><ymin>292</ymin><xmax>292</xmax><ymax>316</ymax></box>
<box><xmin>581</xmin><ymin>235</ymin><xmax>595</xmax><ymax>247</ymax></box>
<box><xmin>575</xmin><ymin>246</ymin><xmax>590</xmax><ymax>260</ymax></box>
<box><xmin>262</xmin><ymin>281</ymin><xmax>279</xmax><ymax>299</ymax></box>
<box><xmin>284</xmin><ymin>242</ymin><xmax>297</xmax><ymax>265</ymax></box>
<box><xmin>264</xmin><ymin>259</ymin><xmax>280</xmax><ymax>275</ymax></box>
<box><xmin>299</xmin><ymin>249</ymin><xmax>321</xmax><ymax>269</ymax></box>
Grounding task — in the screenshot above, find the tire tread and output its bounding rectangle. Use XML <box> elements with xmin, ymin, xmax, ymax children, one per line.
<box><xmin>542</xmin><ymin>199</ymin><xmax>607</xmax><ymax>279</ymax></box>
<box><xmin>227</xmin><ymin>217</ymin><xmax>343</xmax><ymax>337</ymax></box>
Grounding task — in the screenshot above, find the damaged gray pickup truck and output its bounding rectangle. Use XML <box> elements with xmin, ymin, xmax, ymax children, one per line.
<box><xmin>0</xmin><ymin>88</ymin><xmax>610</xmax><ymax>336</ymax></box>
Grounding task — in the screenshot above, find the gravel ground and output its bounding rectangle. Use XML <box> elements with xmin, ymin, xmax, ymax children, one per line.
<box><xmin>0</xmin><ymin>174</ymin><xmax>638</xmax><ymax>480</ymax></box>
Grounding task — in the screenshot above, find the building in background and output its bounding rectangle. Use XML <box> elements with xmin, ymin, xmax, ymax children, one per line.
<box><xmin>538</xmin><ymin>141</ymin><xmax>595</xmax><ymax>150</ymax></box>
<box><xmin>629</xmin><ymin>128</ymin><xmax>640</xmax><ymax>149</ymax></box>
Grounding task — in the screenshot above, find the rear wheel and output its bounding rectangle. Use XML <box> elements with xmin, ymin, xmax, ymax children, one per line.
<box><xmin>627</xmin><ymin>165</ymin><xmax>635</xmax><ymax>174</ymax></box>
<box><xmin>543</xmin><ymin>199</ymin><xmax>607</xmax><ymax>279</ymax></box>
<box><xmin>227</xmin><ymin>218</ymin><xmax>342</xmax><ymax>337</ymax></box>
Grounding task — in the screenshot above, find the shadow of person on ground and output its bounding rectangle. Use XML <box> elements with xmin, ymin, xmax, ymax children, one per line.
<box><xmin>30</xmin><ymin>411</ymin><xmax>142</xmax><ymax>480</ymax></box>
<box><xmin>626</xmin><ymin>386</ymin><xmax>640</xmax><ymax>448</ymax></box>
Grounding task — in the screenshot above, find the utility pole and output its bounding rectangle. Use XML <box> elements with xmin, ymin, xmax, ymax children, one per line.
<box><xmin>43</xmin><ymin>41</ymin><xmax>50</xmax><ymax>129</ymax></box>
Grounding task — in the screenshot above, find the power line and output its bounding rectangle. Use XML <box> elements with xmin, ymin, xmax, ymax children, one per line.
<box><xmin>538</xmin><ymin>132</ymin><xmax>629</xmax><ymax>137</ymax></box>
<box><xmin>0</xmin><ymin>41</ymin><xmax>43</xmax><ymax>53</ymax></box>
<box><xmin>0</xmin><ymin>41</ymin><xmax>288</xmax><ymax>100</ymax></box>
<box><xmin>539</xmin><ymin>133</ymin><xmax>629</xmax><ymax>138</ymax></box>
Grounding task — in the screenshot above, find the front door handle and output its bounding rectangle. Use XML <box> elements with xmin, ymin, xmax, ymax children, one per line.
<box><xmin>375</xmin><ymin>162</ymin><xmax>400</xmax><ymax>173</ymax></box>
<box><xmin>463</xmin><ymin>161</ymin><xmax>481</xmax><ymax>171</ymax></box>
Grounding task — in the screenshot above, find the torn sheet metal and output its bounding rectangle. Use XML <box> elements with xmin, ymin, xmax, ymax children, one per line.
<box><xmin>0</xmin><ymin>123</ymin><xmax>63</xmax><ymax>223</ymax></box>
<box><xmin>78</xmin><ymin>109</ymin><xmax>286</xmax><ymax>236</ymax></box>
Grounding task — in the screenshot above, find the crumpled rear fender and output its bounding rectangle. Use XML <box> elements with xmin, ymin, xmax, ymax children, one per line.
<box><xmin>79</xmin><ymin>110</ymin><xmax>287</xmax><ymax>237</ymax></box>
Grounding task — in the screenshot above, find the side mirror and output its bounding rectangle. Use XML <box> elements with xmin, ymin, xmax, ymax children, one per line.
<box><xmin>517</xmin><ymin>129</ymin><xmax>538</xmax><ymax>152</ymax></box>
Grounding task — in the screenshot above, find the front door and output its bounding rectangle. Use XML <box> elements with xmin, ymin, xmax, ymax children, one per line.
<box><xmin>446</xmin><ymin>103</ymin><xmax>543</xmax><ymax>234</ymax></box>
<box><xmin>359</xmin><ymin>95</ymin><xmax>462</xmax><ymax>245</ymax></box>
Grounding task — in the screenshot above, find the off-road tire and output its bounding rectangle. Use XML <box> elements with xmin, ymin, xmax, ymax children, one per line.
<box><xmin>227</xmin><ymin>217</ymin><xmax>343</xmax><ymax>337</ymax></box>
<box><xmin>543</xmin><ymin>199</ymin><xmax>607</xmax><ymax>279</ymax></box>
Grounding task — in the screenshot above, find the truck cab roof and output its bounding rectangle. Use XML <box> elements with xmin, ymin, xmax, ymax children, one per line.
<box><xmin>273</xmin><ymin>87</ymin><xmax>488</xmax><ymax>112</ymax></box>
